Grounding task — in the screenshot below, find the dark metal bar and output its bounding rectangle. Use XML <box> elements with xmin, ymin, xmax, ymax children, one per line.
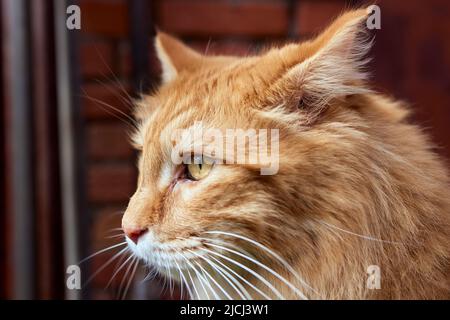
<box><xmin>30</xmin><ymin>0</ymin><xmax>64</xmax><ymax>299</ymax></box>
<box><xmin>3</xmin><ymin>0</ymin><xmax>35</xmax><ymax>300</ymax></box>
<box><xmin>286</xmin><ymin>0</ymin><xmax>297</xmax><ymax>40</ymax></box>
<box><xmin>128</xmin><ymin>0</ymin><xmax>155</xmax><ymax>299</ymax></box>
<box><xmin>0</xmin><ymin>0</ymin><xmax>7</xmax><ymax>300</ymax></box>
<box><xmin>54</xmin><ymin>0</ymin><xmax>82</xmax><ymax>300</ymax></box>
<box><xmin>129</xmin><ymin>0</ymin><xmax>152</xmax><ymax>95</ymax></box>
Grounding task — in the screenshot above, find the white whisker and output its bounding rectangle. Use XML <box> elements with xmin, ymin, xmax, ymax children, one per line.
<box><xmin>142</xmin><ymin>266</ymin><xmax>158</xmax><ymax>283</ymax></box>
<box><xmin>204</xmin><ymin>241</ymin><xmax>308</xmax><ymax>300</ymax></box>
<box><xmin>205</xmin><ymin>230</ymin><xmax>318</xmax><ymax>297</ymax></box>
<box><xmin>121</xmin><ymin>257</ymin><xmax>139</xmax><ymax>300</ymax></box>
<box><xmin>117</xmin><ymin>255</ymin><xmax>136</xmax><ymax>300</ymax></box>
<box><xmin>106</xmin><ymin>234</ymin><xmax>125</xmax><ymax>240</ymax></box>
<box><xmin>200</xmin><ymin>247</ymin><xmax>285</xmax><ymax>300</ymax></box>
<box><xmin>194</xmin><ymin>237</ymin><xmax>254</xmax><ymax>258</ymax></box>
<box><xmin>93</xmin><ymin>45</ymin><xmax>136</xmax><ymax>108</ymax></box>
<box><xmin>173</xmin><ymin>258</ymin><xmax>192</xmax><ymax>300</ymax></box>
<box><xmin>189</xmin><ymin>250</ymin><xmax>247</xmax><ymax>300</ymax></box>
<box><xmin>191</xmin><ymin>258</ymin><xmax>232</xmax><ymax>300</ymax></box>
<box><xmin>188</xmin><ymin>259</ymin><xmax>217</xmax><ymax>300</ymax></box>
<box><xmin>165</xmin><ymin>258</ymin><xmax>174</xmax><ymax>298</ymax></box>
<box><xmin>208</xmin><ymin>253</ymin><xmax>267</xmax><ymax>300</ymax></box>
<box><xmin>319</xmin><ymin>220</ymin><xmax>401</xmax><ymax>245</ymax></box>
<box><xmin>106</xmin><ymin>253</ymin><xmax>133</xmax><ymax>289</ymax></box>
<box><xmin>84</xmin><ymin>246</ymin><xmax>128</xmax><ymax>287</ymax></box>
<box><xmin>80</xmin><ymin>91</ymin><xmax>138</xmax><ymax>130</ymax></box>
<box><xmin>79</xmin><ymin>241</ymin><xmax>127</xmax><ymax>264</ymax></box>
<box><xmin>95</xmin><ymin>79</ymin><xmax>135</xmax><ymax>110</ymax></box>
<box><xmin>176</xmin><ymin>251</ymin><xmax>202</xmax><ymax>300</ymax></box>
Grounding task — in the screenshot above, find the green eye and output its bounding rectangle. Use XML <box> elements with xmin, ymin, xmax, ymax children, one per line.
<box><xmin>185</xmin><ymin>155</ymin><xmax>214</xmax><ymax>180</ymax></box>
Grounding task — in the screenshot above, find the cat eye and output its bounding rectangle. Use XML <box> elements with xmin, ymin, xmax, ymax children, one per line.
<box><xmin>184</xmin><ymin>155</ymin><xmax>214</xmax><ymax>181</ymax></box>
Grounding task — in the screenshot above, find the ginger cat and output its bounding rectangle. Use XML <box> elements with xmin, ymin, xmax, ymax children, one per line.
<box><xmin>121</xmin><ymin>9</ymin><xmax>450</xmax><ymax>299</ymax></box>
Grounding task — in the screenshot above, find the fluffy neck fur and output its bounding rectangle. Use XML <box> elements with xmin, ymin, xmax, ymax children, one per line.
<box><xmin>260</xmin><ymin>95</ymin><xmax>450</xmax><ymax>299</ymax></box>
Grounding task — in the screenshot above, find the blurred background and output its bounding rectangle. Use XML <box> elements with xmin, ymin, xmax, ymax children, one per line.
<box><xmin>1</xmin><ymin>0</ymin><xmax>449</xmax><ymax>300</ymax></box>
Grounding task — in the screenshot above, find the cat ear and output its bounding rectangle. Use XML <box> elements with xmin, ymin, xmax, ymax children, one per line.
<box><xmin>272</xmin><ymin>9</ymin><xmax>373</xmax><ymax>117</ymax></box>
<box><xmin>154</xmin><ymin>31</ymin><xmax>202</xmax><ymax>83</ymax></box>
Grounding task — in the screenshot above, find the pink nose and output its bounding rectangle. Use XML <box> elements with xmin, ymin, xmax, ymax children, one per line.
<box><xmin>123</xmin><ymin>227</ymin><xmax>147</xmax><ymax>244</ymax></box>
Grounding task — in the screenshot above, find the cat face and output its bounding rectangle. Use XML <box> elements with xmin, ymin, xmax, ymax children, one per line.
<box><xmin>123</xmin><ymin>54</ymin><xmax>288</xmax><ymax>273</ymax></box>
<box><xmin>122</xmin><ymin>9</ymin><xmax>376</xmax><ymax>298</ymax></box>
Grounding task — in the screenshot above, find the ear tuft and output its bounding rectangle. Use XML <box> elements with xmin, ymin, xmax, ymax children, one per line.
<box><xmin>302</xmin><ymin>10</ymin><xmax>373</xmax><ymax>107</ymax></box>
<box><xmin>154</xmin><ymin>31</ymin><xmax>202</xmax><ymax>84</ymax></box>
<box><xmin>273</xmin><ymin>9</ymin><xmax>374</xmax><ymax>118</ymax></box>
<box><xmin>154</xmin><ymin>33</ymin><xmax>178</xmax><ymax>84</ymax></box>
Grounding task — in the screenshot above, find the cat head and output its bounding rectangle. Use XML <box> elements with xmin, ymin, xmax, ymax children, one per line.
<box><xmin>121</xmin><ymin>9</ymin><xmax>396</xmax><ymax>298</ymax></box>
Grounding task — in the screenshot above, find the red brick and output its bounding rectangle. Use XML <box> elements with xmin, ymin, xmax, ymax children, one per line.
<box><xmin>117</xmin><ymin>41</ymin><xmax>132</xmax><ymax>78</ymax></box>
<box><xmin>295</xmin><ymin>1</ymin><xmax>344</xmax><ymax>36</ymax></box>
<box><xmin>87</xmin><ymin>163</ymin><xmax>136</xmax><ymax>203</ymax></box>
<box><xmin>80</xmin><ymin>0</ymin><xmax>129</xmax><ymax>38</ymax></box>
<box><xmin>188</xmin><ymin>39</ymin><xmax>257</xmax><ymax>56</ymax></box>
<box><xmin>80</xmin><ymin>40</ymin><xmax>115</xmax><ymax>78</ymax></box>
<box><xmin>155</xmin><ymin>0</ymin><xmax>289</xmax><ymax>37</ymax></box>
<box><xmin>87</xmin><ymin>123</ymin><xmax>134</xmax><ymax>160</ymax></box>
<box><xmin>81</xmin><ymin>82</ymin><xmax>134</xmax><ymax>120</ymax></box>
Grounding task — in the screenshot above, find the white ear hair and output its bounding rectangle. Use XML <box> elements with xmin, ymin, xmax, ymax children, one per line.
<box><xmin>292</xmin><ymin>15</ymin><xmax>373</xmax><ymax>110</ymax></box>
<box><xmin>154</xmin><ymin>32</ymin><xmax>202</xmax><ymax>84</ymax></box>
<box><xmin>155</xmin><ymin>36</ymin><xmax>178</xmax><ymax>84</ymax></box>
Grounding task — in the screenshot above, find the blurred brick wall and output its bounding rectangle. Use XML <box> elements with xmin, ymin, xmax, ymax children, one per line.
<box><xmin>371</xmin><ymin>1</ymin><xmax>450</xmax><ymax>163</ymax></box>
<box><xmin>79</xmin><ymin>0</ymin><xmax>134</xmax><ymax>299</ymax></box>
<box><xmin>79</xmin><ymin>0</ymin><xmax>450</xmax><ymax>299</ymax></box>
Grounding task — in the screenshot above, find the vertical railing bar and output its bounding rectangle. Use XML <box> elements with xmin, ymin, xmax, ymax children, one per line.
<box><xmin>0</xmin><ymin>0</ymin><xmax>5</xmax><ymax>299</ymax></box>
<box><xmin>3</xmin><ymin>0</ymin><xmax>35</xmax><ymax>300</ymax></box>
<box><xmin>129</xmin><ymin>0</ymin><xmax>152</xmax><ymax>96</ymax></box>
<box><xmin>54</xmin><ymin>0</ymin><xmax>81</xmax><ymax>300</ymax></box>
<box><xmin>30</xmin><ymin>0</ymin><xmax>65</xmax><ymax>299</ymax></box>
<box><xmin>287</xmin><ymin>0</ymin><xmax>297</xmax><ymax>40</ymax></box>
